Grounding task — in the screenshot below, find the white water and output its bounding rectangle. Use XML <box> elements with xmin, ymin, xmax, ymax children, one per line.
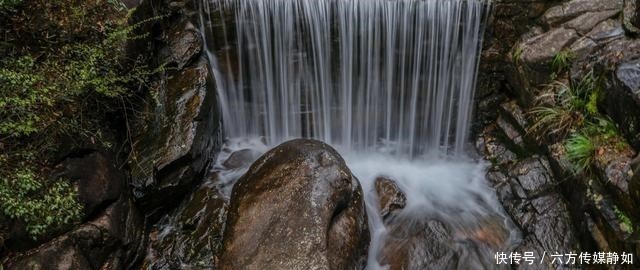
<box><xmin>196</xmin><ymin>0</ymin><xmax>511</xmax><ymax>269</ymax></box>
<box><xmin>200</xmin><ymin>0</ymin><xmax>488</xmax><ymax>157</ymax></box>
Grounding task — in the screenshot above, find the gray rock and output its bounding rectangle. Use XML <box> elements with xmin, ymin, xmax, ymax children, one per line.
<box><xmin>564</xmin><ymin>10</ymin><xmax>621</xmax><ymax>35</ymax></box>
<box><xmin>521</xmin><ymin>28</ymin><xmax>579</xmax><ymax>66</ymax></box>
<box><xmin>543</xmin><ymin>0</ymin><xmax>624</xmax><ymax>26</ymax></box>
<box><xmin>605</xmin><ymin>59</ymin><xmax>640</xmax><ymax>149</ymax></box>
<box><xmin>623</xmin><ymin>0</ymin><xmax>640</xmax><ymax>34</ymax></box>
<box><xmin>569</xmin><ymin>37</ymin><xmax>598</xmax><ymax>60</ymax></box>
<box><xmin>586</xmin><ymin>19</ymin><xmax>625</xmax><ymax>42</ymax></box>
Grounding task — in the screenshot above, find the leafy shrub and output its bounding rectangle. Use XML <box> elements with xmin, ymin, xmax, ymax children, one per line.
<box><xmin>0</xmin><ymin>0</ymin><xmax>156</xmax><ymax>238</ymax></box>
<box><xmin>0</xmin><ymin>0</ymin><xmax>22</xmax><ymax>12</ymax></box>
<box><xmin>0</xmin><ymin>167</ymin><xmax>82</xmax><ymax>238</ymax></box>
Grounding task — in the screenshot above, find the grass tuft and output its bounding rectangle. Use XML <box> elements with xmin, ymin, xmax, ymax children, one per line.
<box><xmin>565</xmin><ymin>133</ymin><xmax>596</xmax><ymax>174</ymax></box>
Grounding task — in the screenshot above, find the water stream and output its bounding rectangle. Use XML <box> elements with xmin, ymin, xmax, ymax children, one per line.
<box><xmin>197</xmin><ymin>0</ymin><xmax>515</xmax><ymax>268</ymax></box>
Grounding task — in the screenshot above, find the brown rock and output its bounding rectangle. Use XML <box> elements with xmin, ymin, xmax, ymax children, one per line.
<box><xmin>223</xmin><ymin>148</ymin><xmax>262</xmax><ymax>169</ymax></box>
<box><xmin>220</xmin><ymin>139</ymin><xmax>369</xmax><ymax>270</ymax></box>
<box><xmin>4</xmin><ymin>197</ymin><xmax>144</xmax><ymax>270</ymax></box>
<box><xmin>374</xmin><ymin>176</ymin><xmax>406</xmax><ymax>220</ymax></box>
<box><xmin>130</xmin><ymin>59</ymin><xmax>221</xmax><ymax>211</ymax></box>
<box><xmin>60</xmin><ymin>151</ymin><xmax>124</xmax><ymax>218</ymax></box>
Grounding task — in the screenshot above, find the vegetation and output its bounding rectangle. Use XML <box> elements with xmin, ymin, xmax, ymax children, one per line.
<box><xmin>565</xmin><ymin>134</ymin><xmax>595</xmax><ymax>174</ymax></box>
<box><xmin>0</xmin><ymin>167</ymin><xmax>82</xmax><ymax>237</ymax></box>
<box><xmin>614</xmin><ymin>207</ymin><xmax>634</xmax><ymax>234</ymax></box>
<box><xmin>512</xmin><ymin>46</ymin><xmax>524</xmax><ymax>64</ymax></box>
<box><xmin>0</xmin><ymin>0</ymin><xmax>154</xmax><ymax>238</ymax></box>
<box><xmin>528</xmin><ymin>71</ymin><xmax>624</xmax><ymax>174</ymax></box>
<box><xmin>550</xmin><ymin>49</ymin><xmax>574</xmax><ymax>74</ymax></box>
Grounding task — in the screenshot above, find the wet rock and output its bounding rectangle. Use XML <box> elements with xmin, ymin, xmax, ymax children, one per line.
<box><xmin>604</xmin><ymin>59</ymin><xmax>640</xmax><ymax>149</ymax></box>
<box><xmin>220</xmin><ymin>139</ymin><xmax>369</xmax><ymax>270</ymax></box>
<box><xmin>564</xmin><ymin>10</ymin><xmax>621</xmax><ymax>35</ymax></box>
<box><xmin>542</xmin><ymin>0</ymin><xmax>624</xmax><ymax>26</ymax></box>
<box><xmin>380</xmin><ymin>220</ymin><xmax>459</xmax><ymax>270</ymax></box>
<box><xmin>160</xmin><ymin>20</ymin><xmax>202</xmax><ymax>70</ymax></box>
<box><xmin>586</xmin><ymin>19</ymin><xmax>625</xmax><ymax>42</ymax></box>
<box><xmin>59</xmin><ymin>151</ymin><xmax>124</xmax><ymax>219</ymax></box>
<box><xmin>130</xmin><ymin>59</ymin><xmax>221</xmax><ymax>211</ymax></box>
<box><xmin>478</xmin><ymin>130</ymin><xmax>580</xmax><ymax>266</ymax></box>
<box><xmin>223</xmin><ymin>148</ymin><xmax>263</xmax><ymax>169</ymax></box>
<box><xmin>374</xmin><ymin>176</ymin><xmax>406</xmax><ymax>220</ymax></box>
<box><xmin>143</xmin><ymin>183</ymin><xmax>228</xmax><ymax>269</ymax></box>
<box><xmin>380</xmin><ymin>216</ymin><xmax>510</xmax><ymax>270</ymax></box>
<box><xmin>476</xmin><ymin>125</ymin><xmax>518</xmax><ymax>167</ymax></box>
<box><xmin>4</xmin><ymin>197</ymin><xmax>144</xmax><ymax>270</ymax></box>
<box><xmin>520</xmin><ymin>28</ymin><xmax>579</xmax><ymax>67</ymax></box>
<box><xmin>569</xmin><ymin>37</ymin><xmax>598</xmax><ymax>60</ymax></box>
<box><xmin>509</xmin><ymin>27</ymin><xmax>578</xmax><ymax>105</ymax></box>
<box><xmin>623</xmin><ymin>0</ymin><xmax>640</xmax><ymax>34</ymax></box>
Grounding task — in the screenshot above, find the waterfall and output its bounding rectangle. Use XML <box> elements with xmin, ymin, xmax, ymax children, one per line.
<box><xmin>200</xmin><ymin>0</ymin><xmax>490</xmax><ymax>157</ymax></box>
<box><xmin>197</xmin><ymin>1</ymin><xmax>510</xmax><ymax>269</ymax></box>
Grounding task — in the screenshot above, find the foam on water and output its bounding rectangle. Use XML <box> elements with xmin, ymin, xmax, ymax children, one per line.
<box><xmin>207</xmin><ymin>138</ymin><xmax>515</xmax><ymax>269</ymax></box>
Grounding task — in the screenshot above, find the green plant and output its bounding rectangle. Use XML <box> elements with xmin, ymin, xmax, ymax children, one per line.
<box><xmin>0</xmin><ymin>167</ymin><xmax>82</xmax><ymax>238</ymax></box>
<box><xmin>0</xmin><ymin>0</ymin><xmax>158</xmax><ymax>238</ymax></box>
<box><xmin>527</xmin><ymin>72</ymin><xmax>600</xmax><ymax>140</ymax></box>
<box><xmin>584</xmin><ymin>117</ymin><xmax>619</xmax><ymax>139</ymax></box>
<box><xmin>565</xmin><ymin>133</ymin><xmax>596</xmax><ymax>174</ymax></box>
<box><xmin>614</xmin><ymin>207</ymin><xmax>634</xmax><ymax>234</ymax></box>
<box><xmin>0</xmin><ymin>0</ymin><xmax>22</xmax><ymax>12</ymax></box>
<box><xmin>551</xmin><ymin>49</ymin><xmax>574</xmax><ymax>73</ymax></box>
<box><xmin>512</xmin><ymin>46</ymin><xmax>524</xmax><ymax>64</ymax></box>
<box><xmin>528</xmin><ymin>106</ymin><xmax>582</xmax><ymax>139</ymax></box>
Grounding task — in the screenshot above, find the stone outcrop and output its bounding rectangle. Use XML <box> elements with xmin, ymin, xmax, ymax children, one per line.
<box><xmin>142</xmin><ymin>180</ymin><xmax>228</xmax><ymax>269</ymax></box>
<box><xmin>374</xmin><ymin>176</ymin><xmax>407</xmax><ymax>220</ymax></box>
<box><xmin>4</xmin><ymin>193</ymin><xmax>145</xmax><ymax>269</ymax></box>
<box><xmin>220</xmin><ymin>139</ymin><xmax>370</xmax><ymax>270</ymax></box>
<box><xmin>128</xmin><ymin>0</ymin><xmax>222</xmax><ymax>212</ymax></box>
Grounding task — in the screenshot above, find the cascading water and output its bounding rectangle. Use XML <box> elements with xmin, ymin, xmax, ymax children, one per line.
<box><xmin>198</xmin><ymin>0</ymin><xmax>516</xmax><ymax>269</ymax></box>
<box><xmin>201</xmin><ymin>0</ymin><xmax>487</xmax><ymax>157</ymax></box>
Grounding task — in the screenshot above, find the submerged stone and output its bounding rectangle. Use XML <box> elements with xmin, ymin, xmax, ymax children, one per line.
<box><xmin>374</xmin><ymin>176</ymin><xmax>407</xmax><ymax>221</ymax></box>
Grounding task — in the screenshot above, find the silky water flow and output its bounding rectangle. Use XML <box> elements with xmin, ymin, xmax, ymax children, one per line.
<box><xmin>196</xmin><ymin>0</ymin><xmax>516</xmax><ymax>268</ymax></box>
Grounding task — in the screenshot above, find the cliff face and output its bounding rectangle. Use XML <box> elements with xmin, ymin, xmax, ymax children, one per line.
<box><xmin>475</xmin><ymin>0</ymin><xmax>640</xmax><ymax>261</ymax></box>
<box><xmin>2</xmin><ymin>0</ymin><xmax>222</xmax><ymax>268</ymax></box>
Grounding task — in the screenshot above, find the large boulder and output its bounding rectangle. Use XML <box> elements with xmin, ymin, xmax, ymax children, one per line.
<box><xmin>220</xmin><ymin>139</ymin><xmax>370</xmax><ymax>270</ymax></box>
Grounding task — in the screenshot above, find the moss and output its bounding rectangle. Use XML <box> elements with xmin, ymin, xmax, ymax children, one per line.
<box><xmin>614</xmin><ymin>207</ymin><xmax>634</xmax><ymax>234</ymax></box>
